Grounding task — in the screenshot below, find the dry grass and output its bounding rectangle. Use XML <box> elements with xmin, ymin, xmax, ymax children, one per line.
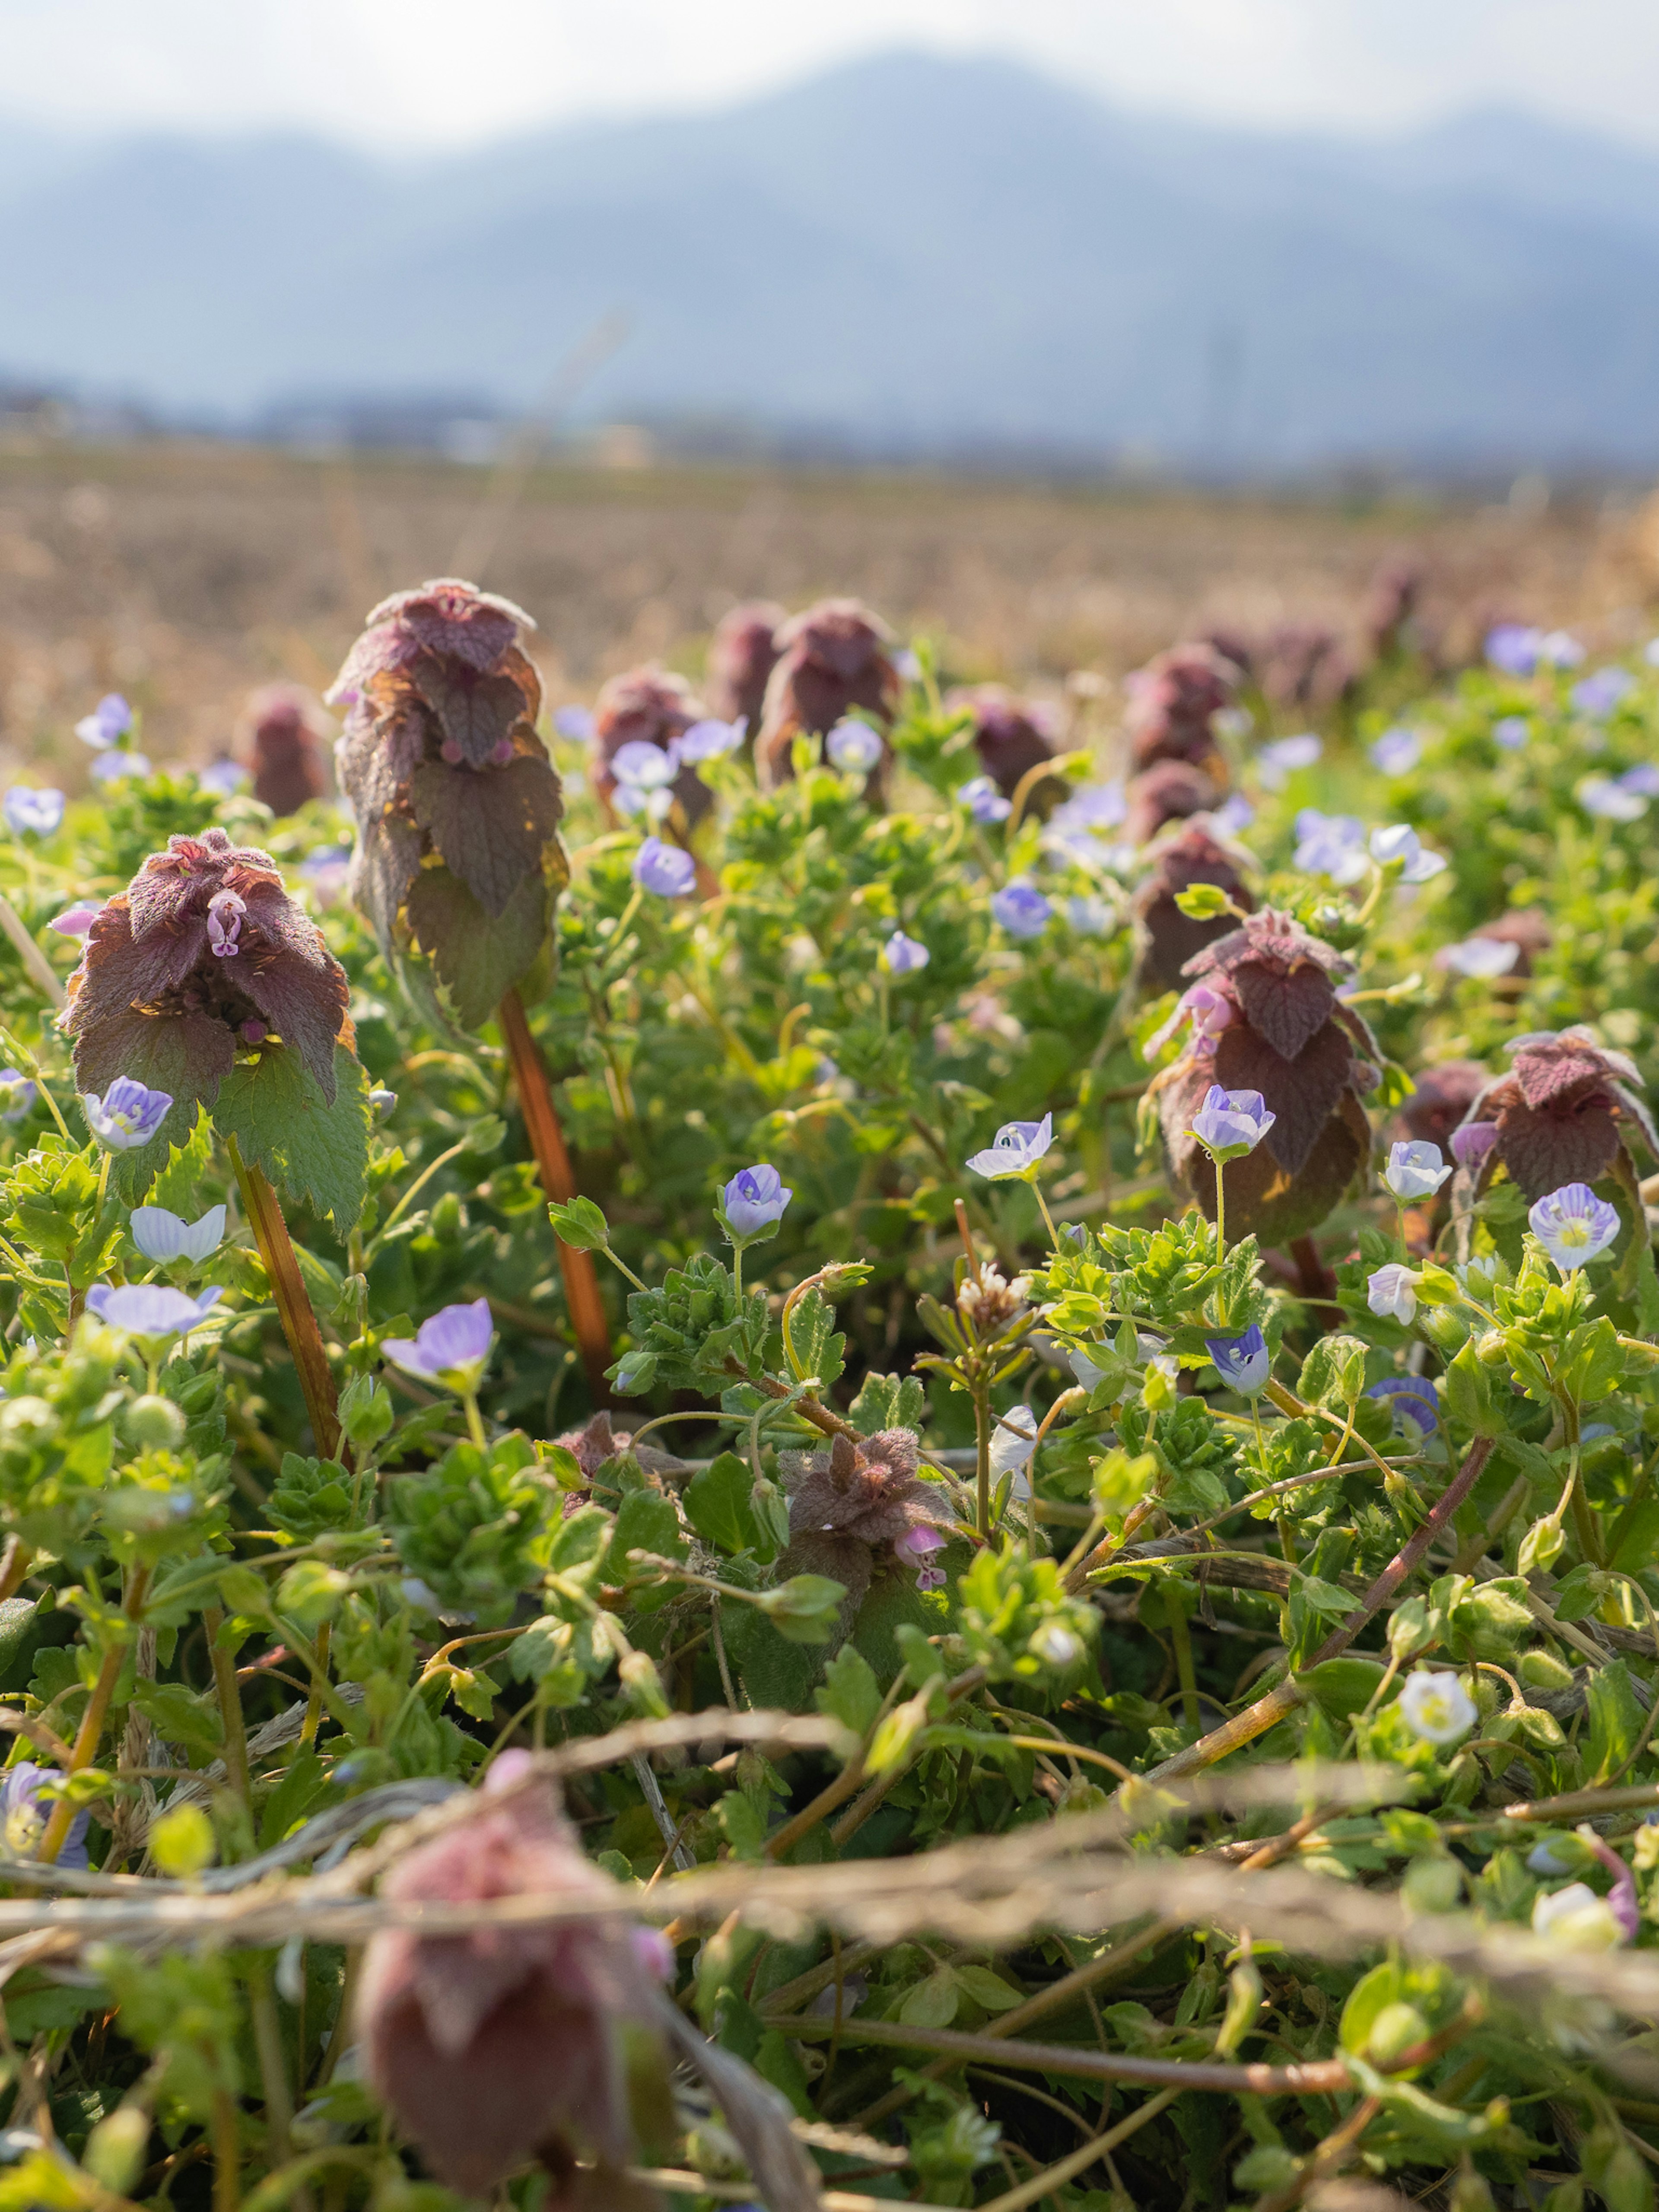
<box><xmin>1</xmin><ymin>437</ymin><xmax>1658</xmax><ymax>785</ymax></box>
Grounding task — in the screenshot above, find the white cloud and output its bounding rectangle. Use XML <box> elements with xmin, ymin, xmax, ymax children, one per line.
<box><xmin>3</xmin><ymin>0</ymin><xmax>1659</xmax><ymax>149</ymax></box>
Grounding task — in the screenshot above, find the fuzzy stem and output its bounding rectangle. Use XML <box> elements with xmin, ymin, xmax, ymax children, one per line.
<box><xmin>0</xmin><ymin>891</ymin><xmax>64</xmax><ymax>1008</ymax></box>
<box><xmin>227</xmin><ymin>1136</ymin><xmax>340</xmax><ymax>1458</ymax></box>
<box><xmin>201</xmin><ymin>1605</ymin><xmax>252</xmax><ymax>1812</ymax></box>
<box><xmin>497</xmin><ymin>986</ymin><xmax>613</xmax><ymax>1399</ymax></box>
<box><xmin>211</xmin><ymin>2083</ymin><xmax>242</xmax><ymax>2212</ymax></box>
<box><xmin>37</xmin><ymin>1565</ymin><xmax>151</xmax><ymax>1864</ymax></box>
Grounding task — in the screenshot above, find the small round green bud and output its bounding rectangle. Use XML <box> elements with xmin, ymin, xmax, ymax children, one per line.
<box><xmin>1366</xmin><ymin>2000</ymin><xmax>1430</xmax><ymax>2066</ymax></box>
<box><xmin>1518</xmin><ymin>1649</ymin><xmax>1576</xmax><ymax>1692</ymax></box>
<box><xmin>121</xmin><ymin>1395</ymin><xmax>188</xmax><ymax>1451</ymax></box>
<box><xmin>149</xmin><ymin>1802</ymin><xmax>216</xmax><ymax>1879</ymax></box>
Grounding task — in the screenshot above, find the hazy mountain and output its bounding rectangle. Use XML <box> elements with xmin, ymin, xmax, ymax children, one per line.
<box><xmin>4</xmin><ymin>51</ymin><xmax>1659</xmax><ymax>470</ymax></box>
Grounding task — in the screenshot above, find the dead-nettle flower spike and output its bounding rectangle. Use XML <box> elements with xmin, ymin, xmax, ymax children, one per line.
<box><xmin>756</xmin><ymin>597</ymin><xmax>901</xmax><ymax>791</ymax></box>
<box><xmin>1154</xmin><ymin>907</ymin><xmax>1378</xmax><ymax>1243</ymax></box>
<box><xmin>328</xmin><ymin>578</ymin><xmax>566</xmax><ymax>1026</ymax></box>
<box><xmin>1451</xmin><ymin>1028</ymin><xmax>1659</xmax><ymax>1204</ymax></box>
<box><xmin>59</xmin><ymin>827</ymin><xmax>352</xmax><ymax>1123</ymax></box>
<box><xmin>359</xmin><ymin>1762</ymin><xmax>669</xmax><ymax>2196</ymax></box>
<box><xmin>1122</xmin><ymin>757</ymin><xmax>1221</xmax><ymax>848</ymax></box>
<box><xmin>704</xmin><ymin>600</ymin><xmax>785</xmax><ymax>734</ymax></box>
<box><xmin>1388</xmin><ymin>1058</ymin><xmax>1489</xmax><ymax>1155</ymax></box>
<box><xmin>237</xmin><ymin>683</ymin><xmax>331</xmax><ymax>817</ymax></box>
<box><xmin>590</xmin><ymin>664</ymin><xmax>710</xmax><ymax>826</ymax></box>
<box><xmin>779</xmin><ymin>1428</ymin><xmax>953</xmax><ymax>1626</ymax></box>
<box><xmin>948</xmin><ymin>684</ymin><xmax>1065</xmax><ymax>805</ymax></box>
<box><xmin>1122</xmin><ymin>641</ymin><xmax>1239</xmax><ymax>777</ymax></box>
<box><xmin>1134</xmin><ymin>823</ymin><xmax>1256</xmax><ymax>996</ymax></box>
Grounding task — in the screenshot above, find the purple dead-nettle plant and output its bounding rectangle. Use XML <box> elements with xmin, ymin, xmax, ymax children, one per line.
<box><xmin>756</xmin><ymin>597</ymin><xmax>900</xmax><ymax>791</ymax></box>
<box><xmin>48</xmin><ymin>900</ymin><xmax>103</xmax><ymax>940</ymax></box>
<box><xmin>591</xmin><ymin>666</ymin><xmax>710</xmax><ymax>826</ymax></box>
<box><xmin>329</xmin><ymin>579</ymin><xmax>567</xmax><ymax>1030</ymax></box>
<box><xmin>781</xmin><ymin>1429</ymin><xmax>954</xmax><ymax>1625</ymax></box>
<box><xmin>59</xmin><ymin>827</ymin><xmax>355</xmax><ymax>1162</ymax></box>
<box><xmin>1449</xmin><ymin>1027</ymin><xmax>1658</xmax><ymax>1208</ymax></box>
<box><xmin>949</xmin><ymin>685</ymin><xmax>1065</xmax><ymax>803</ymax></box>
<box><xmin>704</xmin><ymin>600</ymin><xmax>784</xmax><ymax>732</ymax></box>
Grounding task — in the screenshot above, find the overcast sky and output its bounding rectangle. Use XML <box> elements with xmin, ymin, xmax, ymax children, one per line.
<box><xmin>3</xmin><ymin>0</ymin><xmax>1656</xmax><ymax>151</ymax></box>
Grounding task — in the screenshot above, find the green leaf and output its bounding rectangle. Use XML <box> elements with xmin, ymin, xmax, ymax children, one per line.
<box><xmin>131</xmin><ymin>1680</ymin><xmax>224</xmax><ymax>1763</ymax></box>
<box><xmin>683</xmin><ymin>1452</ymin><xmax>762</xmax><ymax>1556</ymax></box>
<box><xmin>1586</xmin><ymin>1659</ymin><xmax>1646</xmax><ymax>1783</ymax></box>
<box><xmin>953</xmin><ymin>1965</ymin><xmax>1025</xmax><ymax>2012</ymax></box>
<box><xmin>547</xmin><ymin>1196</ymin><xmax>611</xmax><ymax>1252</ymax></box>
<box><xmin>611</xmin><ymin>1487</ymin><xmax>685</xmax><ymax>1573</ymax></box>
<box><xmin>145</xmin><ymin>1109</ymin><xmax>216</xmax><ymax>1219</ymax></box>
<box><xmin>406</xmin><ymin>866</ymin><xmax>551</xmax><ymax>1031</ymax></box>
<box><xmin>899</xmin><ymin>1971</ymin><xmax>960</xmax><ymax>2028</ymax></box>
<box><xmin>1443</xmin><ymin>1340</ymin><xmax>1498</xmax><ymax>1436</ymax></box>
<box><xmin>848</xmin><ymin>1370</ymin><xmax>928</xmax><ymax>1437</ymax></box>
<box><xmin>213</xmin><ymin>1041</ymin><xmax>370</xmax><ymax>1230</ymax></box>
<box><xmin>1297</xmin><ymin>1335</ymin><xmax>1367</xmax><ymax>1410</ymax></box>
<box><xmin>815</xmin><ymin>1643</ymin><xmax>880</xmax><ymax>1738</ymax></box>
<box><xmin>785</xmin><ymin>1287</ymin><xmax>845</xmax><ymax>1395</ymax></box>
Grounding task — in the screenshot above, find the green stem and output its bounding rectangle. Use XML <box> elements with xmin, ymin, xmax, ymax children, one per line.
<box><xmin>974</xmin><ymin>1374</ymin><xmax>992</xmax><ymax>1541</ymax></box>
<box><xmin>1165</xmin><ymin>1583</ymin><xmax>1201</xmax><ymax>1732</ymax></box>
<box><xmin>1213</xmin><ymin>1157</ymin><xmax>1227</xmax><ymax>1265</ymax></box>
<box><xmin>461</xmin><ymin>1391</ymin><xmax>487</xmax><ymax>1449</ymax></box>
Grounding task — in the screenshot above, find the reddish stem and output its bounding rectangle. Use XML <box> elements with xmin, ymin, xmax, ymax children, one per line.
<box><xmin>228</xmin><ymin>1137</ymin><xmax>340</xmax><ymax>1458</ymax></box>
<box><xmin>497</xmin><ymin>987</ymin><xmax>613</xmax><ymax>1399</ymax></box>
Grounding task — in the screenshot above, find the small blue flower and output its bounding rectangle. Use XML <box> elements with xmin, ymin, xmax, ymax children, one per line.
<box><xmin>1492</xmin><ymin>715</ymin><xmax>1531</xmax><ymax>751</ymax></box>
<box><xmin>991</xmin><ymin>880</ymin><xmax>1052</xmax><ymax>939</ymax></box>
<box><xmin>671</xmin><ymin>716</ymin><xmax>746</xmax><ymax>764</ymax></box>
<box><xmin>1579</xmin><ymin>775</ymin><xmax>1646</xmax><ymax>823</ymax></box>
<box><xmin>2</xmin><ymin>1762</ymin><xmax>88</xmax><ymax>1870</ymax></box>
<box><xmin>74</xmin><ymin>693</ymin><xmax>133</xmax><ymax>751</ymax></box>
<box><xmin>0</xmin><ymin>1071</ymin><xmax>37</xmax><ymax>1124</ymax></box>
<box><xmin>611</xmin><ymin>740</ymin><xmax>677</xmax><ymax>823</ymax></box>
<box><xmin>130</xmin><ymin>1205</ymin><xmax>227</xmax><ymax>1264</ymax></box>
<box><xmin>369</xmin><ymin>1087</ymin><xmax>397</xmax><ymax>1118</ymax></box>
<box><xmin>966</xmin><ymin>1114</ymin><xmax>1054</xmax><ymax>1181</ymax></box>
<box><xmin>1538</xmin><ymin>630</ymin><xmax>1585</xmax><ymax>669</ymax></box>
<box><xmin>89</xmin><ymin>749</ymin><xmax>153</xmax><ymax>785</ymax></box>
<box><xmin>957</xmin><ymin>775</ymin><xmax>1012</xmax><ymax>825</ymax></box>
<box><xmin>86</xmin><ymin>1283</ymin><xmax>224</xmax><ymax>1339</ymax></box>
<box><xmin>1370</xmin><ymin>823</ymin><xmax>1446</xmax><ymax>881</ymax></box>
<box><xmin>83</xmin><ymin>1078</ymin><xmax>173</xmax><ymax>1151</ymax></box>
<box><xmin>1065</xmin><ymin>894</ymin><xmax>1113</xmax><ymax>936</ymax></box>
<box><xmin>1209</xmin><ymin>792</ymin><xmax>1255</xmax><ymax>835</ymax></box>
<box><xmin>197</xmin><ymin>758</ymin><xmax>249</xmax><ymax>796</ymax></box>
<box><xmin>1383</xmin><ymin>1141</ymin><xmax>1452</xmax><ymax>1201</ymax></box>
<box><xmin>632</xmin><ymin>837</ymin><xmax>696</xmax><ymax>898</ymax></box>
<box><xmin>1530</xmin><ymin>1182</ymin><xmax>1620</xmax><ymax>1272</ymax></box>
<box><xmin>1366</xmin><ymin>1377</ymin><xmax>1438</xmax><ymax>1435</ymax></box>
<box><xmin>553</xmin><ymin>705</ymin><xmax>595</xmax><ymax>742</ymax></box>
<box><xmin>3</xmin><ymin>787</ymin><xmax>64</xmax><ymax>837</ymax></box>
<box><xmin>1257</xmin><ymin>733</ymin><xmax>1321</xmax><ymax>788</ymax></box>
<box><xmin>720</xmin><ymin>1163</ymin><xmax>792</xmax><ymax>1242</ymax></box>
<box><xmin>1621</xmin><ymin>763</ymin><xmax>1659</xmax><ymax>798</ymax></box>
<box><xmin>1370</xmin><ymin>727</ymin><xmax>1423</xmax><ymax>776</ymax></box>
<box><xmin>1048</xmin><ymin>782</ymin><xmax>1126</xmax><ymax>838</ymax></box>
<box><xmin>1294</xmin><ymin>809</ymin><xmax>1368</xmax><ymax>886</ymax></box>
<box><xmin>881</xmin><ymin>930</ymin><xmax>930</xmax><ymax>977</ymax></box>
<box><xmin>1206</xmin><ymin>1325</ymin><xmax>1269</xmax><ymax>1396</ymax></box>
<box><xmin>1187</xmin><ymin>1085</ymin><xmax>1274</xmax><ymax>1161</ymax></box>
<box><xmin>1572</xmin><ymin>667</ymin><xmax>1634</xmax><ymax>719</ymax></box>
<box><xmin>825</xmin><ymin>719</ymin><xmax>884</xmax><ymax>773</ymax></box>
<box><xmin>383</xmin><ymin>1298</ymin><xmax>495</xmax><ymax>1391</ymax></box>
<box><xmin>1485</xmin><ymin>624</ymin><xmax>1542</xmax><ymax>677</ymax></box>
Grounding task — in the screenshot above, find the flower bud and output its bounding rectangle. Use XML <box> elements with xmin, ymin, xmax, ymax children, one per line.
<box><xmin>119</xmin><ymin>1394</ymin><xmax>187</xmax><ymax>1451</ymax></box>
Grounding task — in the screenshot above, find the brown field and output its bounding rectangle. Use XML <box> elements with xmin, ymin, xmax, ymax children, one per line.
<box><xmin>2</xmin><ymin>436</ymin><xmax>1659</xmax><ymax>782</ymax></box>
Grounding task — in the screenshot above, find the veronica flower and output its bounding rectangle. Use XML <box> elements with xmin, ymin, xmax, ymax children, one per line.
<box><xmin>671</xmin><ymin>716</ymin><xmax>746</xmax><ymax>764</ymax></box>
<box><xmin>1065</xmin><ymin>894</ymin><xmax>1114</xmax><ymax>935</ymax></box>
<box><xmin>0</xmin><ymin>1071</ymin><xmax>37</xmax><ymax>1123</ymax></box>
<box><xmin>1383</xmin><ymin>1140</ymin><xmax>1452</xmax><ymax>1201</ymax></box>
<box><xmin>1538</xmin><ymin>630</ymin><xmax>1585</xmax><ymax>669</ymax></box>
<box><xmin>1580</xmin><ymin>775</ymin><xmax>1647</xmax><ymax>823</ymax></box>
<box><xmin>197</xmin><ymin>758</ymin><xmax>249</xmax><ymax>797</ymax></box>
<box><xmin>1398</xmin><ymin>1669</ymin><xmax>1477</xmax><ymax>1745</ymax></box>
<box><xmin>989</xmin><ymin>1404</ymin><xmax>1038</xmax><ymax>1496</ymax></box>
<box><xmin>609</xmin><ymin>739</ymin><xmax>678</xmax><ymax>823</ymax></box>
<box><xmin>1485</xmin><ymin>624</ymin><xmax>1542</xmax><ymax>676</ymax></box>
<box><xmin>82</xmin><ymin>1078</ymin><xmax>173</xmax><ymax>1152</ymax></box>
<box><xmin>1206</xmin><ymin>1324</ymin><xmax>1269</xmax><ymax>1395</ymax></box>
<box><xmin>1529</xmin><ymin>1182</ymin><xmax>1620</xmax><ymax>1271</ymax></box>
<box><xmin>1367</xmin><ymin>1377</ymin><xmax>1438</xmax><ymax>1435</ymax></box>
<box><xmin>881</xmin><ymin>930</ymin><xmax>930</xmax><ymax>977</ymax></box>
<box><xmin>370</xmin><ymin>1087</ymin><xmax>397</xmax><ymax>1117</ymax></box>
<box><xmin>89</xmin><ymin>750</ymin><xmax>152</xmax><ymax>785</ymax></box>
<box><xmin>1621</xmin><ymin>763</ymin><xmax>1659</xmax><ymax>798</ymax></box>
<box><xmin>1187</xmin><ymin>1085</ymin><xmax>1275</xmax><ymax>1161</ymax></box>
<box><xmin>74</xmin><ymin>693</ymin><xmax>133</xmax><ymax>751</ymax></box>
<box><xmin>553</xmin><ymin>705</ymin><xmax>595</xmax><ymax>742</ymax></box>
<box><xmin>86</xmin><ymin>1283</ymin><xmax>224</xmax><ymax>1339</ymax></box>
<box><xmin>383</xmin><ymin>1298</ymin><xmax>495</xmax><ymax>1392</ymax></box>
<box><xmin>1367</xmin><ymin>1263</ymin><xmax>1420</xmax><ymax>1324</ymax></box>
<box><xmin>1049</xmin><ymin>782</ymin><xmax>1127</xmax><ymax>838</ymax></box>
<box><xmin>1573</xmin><ymin>667</ymin><xmax>1634</xmax><ymax>719</ymax></box>
<box><xmin>1439</xmin><ymin>936</ymin><xmax>1519</xmax><ymax>980</ymax></box>
<box><xmin>1492</xmin><ymin>715</ymin><xmax>1531</xmax><ymax>750</ymax></box>
<box><xmin>3</xmin><ymin>787</ymin><xmax>64</xmax><ymax>837</ymax></box>
<box><xmin>825</xmin><ymin>719</ymin><xmax>884</xmax><ymax>773</ymax></box>
<box><xmin>1257</xmin><ymin>733</ymin><xmax>1321</xmax><ymax>788</ymax></box>
<box><xmin>130</xmin><ymin>1204</ymin><xmax>227</xmax><ymax>1264</ymax></box>
<box><xmin>1450</xmin><ymin>1119</ymin><xmax>1499</xmax><ymax>1165</ymax></box>
<box><xmin>1209</xmin><ymin>792</ymin><xmax>1255</xmax><ymax>835</ymax></box>
<box><xmin>1030</xmin><ymin>1623</ymin><xmax>1082</xmax><ymax>1668</ymax></box>
<box><xmin>966</xmin><ymin>1114</ymin><xmax>1054</xmax><ymax>1180</ymax></box>
<box><xmin>1370</xmin><ymin>726</ymin><xmax>1423</xmax><ymax>775</ymax></box>
<box><xmin>632</xmin><ymin>837</ymin><xmax>696</xmax><ymax>898</ymax></box>
<box><xmin>1370</xmin><ymin>824</ymin><xmax>1447</xmax><ymax>881</ymax></box>
<box><xmin>894</xmin><ymin>1524</ymin><xmax>948</xmax><ymax>1592</ymax></box>
<box><xmin>756</xmin><ymin>600</ymin><xmax>899</xmax><ymax>792</ymax></box>
<box><xmin>991</xmin><ymin>880</ymin><xmax>1052</xmax><ymax>939</ymax></box>
<box><xmin>1532</xmin><ymin>1881</ymin><xmax>1625</xmax><ymax>1950</ymax></box>
<box><xmin>720</xmin><ymin>1163</ymin><xmax>792</xmax><ymax>1241</ymax></box>
<box><xmin>1293</xmin><ymin>809</ymin><xmax>1368</xmax><ymax>886</ymax></box>
<box><xmin>957</xmin><ymin>775</ymin><xmax>1012</xmax><ymax>825</ymax></box>
<box><xmin>2</xmin><ymin>1762</ymin><xmax>88</xmax><ymax>1870</ymax></box>
<box><xmin>48</xmin><ymin>900</ymin><xmax>102</xmax><ymax>938</ymax></box>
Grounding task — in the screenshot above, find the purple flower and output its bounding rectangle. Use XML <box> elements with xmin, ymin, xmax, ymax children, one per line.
<box><xmin>966</xmin><ymin>1114</ymin><xmax>1054</xmax><ymax>1181</ymax></box>
<box><xmin>991</xmin><ymin>880</ymin><xmax>1052</xmax><ymax>939</ymax></box>
<box><xmin>1620</xmin><ymin>763</ymin><xmax>1659</xmax><ymax>798</ymax></box>
<box><xmin>1485</xmin><ymin>624</ymin><xmax>1543</xmax><ymax>676</ymax></box>
<box><xmin>881</xmin><ymin>930</ymin><xmax>930</xmax><ymax>977</ymax></box>
<box><xmin>1367</xmin><ymin>1263</ymin><xmax>1420</xmax><ymax>1324</ymax></box>
<box><xmin>1384</xmin><ymin>1140</ymin><xmax>1452</xmax><ymax>1201</ymax></box>
<box><xmin>1579</xmin><ymin>1828</ymin><xmax>1641</xmax><ymax>1944</ymax></box>
<box><xmin>1257</xmin><ymin>733</ymin><xmax>1321</xmax><ymax>788</ymax></box>
<box><xmin>197</xmin><ymin>758</ymin><xmax>249</xmax><ymax>797</ymax></box>
<box><xmin>1579</xmin><ymin>775</ymin><xmax>1646</xmax><ymax>823</ymax></box>
<box><xmin>2</xmin><ymin>1762</ymin><xmax>88</xmax><ymax>1870</ymax></box>
<box><xmin>3</xmin><ymin>787</ymin><xmax>64</xmax><ymax>837</ymax></box>
<box><xmin>1187</xmin><ymin>1085</ymin><xmax>1275</xmax><ymax>1161</ymax></box>
<box><xmin>1145</xmin><ymin>982</ymin><xmax>1235</xmax><ymax>1058</ymax></box>
<box><xmin>720</xmin><ymin>1163</ymin><xmax>792</xmax><ymax>1241</ymax></box>
<box><xmin>553</xmin><ymin>705</ymin><xmax>595</xmax><ymax>742</ymax></box>
<box><xmin>86</xmin><ymin>1283</ymin><xmax>224</xmax><ymax>1338</ymax></box>
<box><xmin>0</xmin><ymin>1071</ymin><xmax>36</xmax><ymax>1124</ymax></box>
<box><xmin>1367</xmin><ymin>1377</ymin><xmax>1438</xmax><ymax>1435</ymax></box>
<box><xmin>825</xmin><ymin>719</ymin><xmax>884</xmax><ymax>773</ymax></box>
<box><xmin>1529</xmin><ymin>1182</ymin><xmax>1620</xmax><ymax>1272</ymax></box>
<box><xmin>206</xmin><ymin>889</ymin><xmax>244</xmax><ymax>958</ymax></box>
<box><xmin>1439</xmin><ymin>937</ymin><xmax>1519</xmax><ymax>980</ymax></box>
<box><xmin>1539</xmin><ymin>631</ymin><xmax>1585</xmax><ymax>669</ymax></box>
<box><xmin>1370</xmin><ymin>726</ymin><xmax>1423</xmax><ymax>776</ymax></box>
<box><xmin>1209</xmin><ymin>792</ymin><xmax>1255</xmax><ymax>835</ymax></box>
<box><xmin>671</xmin><ymin>716</ymin><xmax>746</xmax><ymax>764</ymax></box>
<box><xmin>895</xmin><ymin>1524</ymin><xmax>948</xmax><ymax>1592</ymax></box>
<box><xmin>130</xmin><ymin>1204</ymin><xmax>226</xmax><ymax>1263</ymax></box>
<box><xmin>1370</xmin><ymin>823</ymin><xmax>1446</xmax><ymax>881</ymax></box>
<box><xmin>82</xmin><ymin>1077</ymin><xmax>173</xmax><ymax>1151</ymax></box>
<box><xmin>632</xmin><ymin>837</ymin><xmax>696</xmax><ymax>898</ymax></box>
<box><xmin>957</xmin><ymin>775</ymin><xmax>1012</xmax><ymax>825</ymax></box>
<box><xmin>48</xmin><ymin>900</ymin><xmax>102</xmax><ymax>938</ymax></box>
<box><xmin>383</xmin><ymin>1298</ymin><xmax>495</xmax><ymax>1391</ymax></box>
<box><xmin>1450</xmin><ymin>1119</ymin><xmax>1500</xmax><ymax>1166</ymax></box>
<box><xmin>610</xmin><ymin>740</ymin><xmax>677</xmax><ymax>822</ymax></box>
<box><xmin>1206</xmin><ymin>1324</ymin><xmax>1269</xmax><ymax>1395</ymax></box>
<box><xmin>89</xmin><ymin>750</ymin><xmax>152</xmax><ymax>785</ymax></box>
<box><xmin>1294</xmin><ymin>809</ymin><xmax>1368</xmax><ymax>886</ymax></box>
<box><xmin>1049</xmin><ymin>782</ymin><xmax>1127</xmax><ymax>838</ymax></box>
<box><xmin>74</xmin><ymin>694</ymin><xmax>133</xmax><ymax>751</ymax></box>
<box><xmin>1572</xmin><ymin>667</ymin><xmax>1634</xmax><ymax>719</ymax></box>
<box><xmin>1492</xmin><ymin>715</ymin><xmax>1531</xmax><ymax>751</ymax></box>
